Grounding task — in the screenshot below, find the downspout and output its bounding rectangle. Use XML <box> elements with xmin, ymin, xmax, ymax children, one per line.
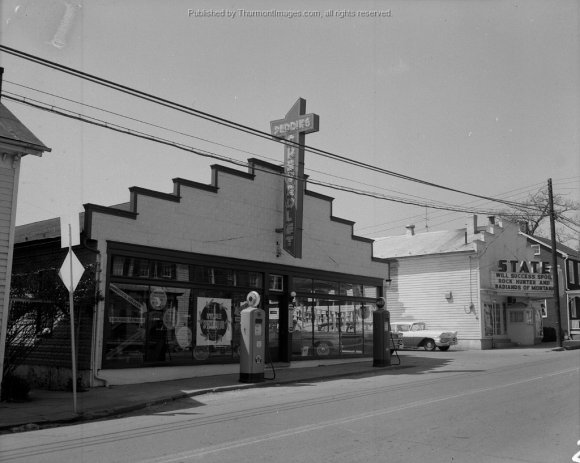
<box><xmin>82</xmin><ymin>237</ymin><xmax>108</xmax><ymax>388</ymax></box>
<box><xmin>563</xmin><ymin>256</ymin><xmax>570</xmax><ymax>340</ymax></box>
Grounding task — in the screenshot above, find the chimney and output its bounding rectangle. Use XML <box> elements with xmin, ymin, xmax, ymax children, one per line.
<box><xmin>518</xmin><ymin>221</ymin><xmax>529</xmax><ymax>234</ymax></box>
<box><xmin>406</xmin><ymin>224</ymin><xmax>415</xmax><ymax>236</ymax></box>
<box><xmin>467</xmin><ymin>215</ymin><xmax>478</xmax><ymax>235</ymax></box>
<box><xmin>487</xmin><ymin>215</ymin><xmax>496</xmax><ymax>234</ymax></box>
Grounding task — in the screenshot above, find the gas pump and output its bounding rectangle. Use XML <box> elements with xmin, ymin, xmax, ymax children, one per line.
<box><xmin>372</xmin><ymin>297</ymin><xmax>391</xmax><ymax>367</ymax></box>
<box><xmin>239</xmin><ymin>291</ymin><xmax>265</xmax><ymax>383</ymax></box>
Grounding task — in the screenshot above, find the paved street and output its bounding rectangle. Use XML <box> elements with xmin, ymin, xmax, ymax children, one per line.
<box><xmin>0</xmin><ymin>348</ymin><xmax>578</xmax><ymax>463</ymax></box>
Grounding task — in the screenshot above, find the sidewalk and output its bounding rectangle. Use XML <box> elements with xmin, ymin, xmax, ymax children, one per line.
<box><xmin>0</xmin><ymin>357</ymin><xmax>402</xmax><ymax>434</ymax></box>
<box><xmin>1</xmin><ymin>342</ymin><xmax>577</xmax><ymax>434</ymax></box>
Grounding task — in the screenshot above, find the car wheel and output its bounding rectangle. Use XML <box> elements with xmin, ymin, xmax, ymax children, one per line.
<box><xmin>316</xmin><ymin>341</ymin><xmax>331</xmax><ymax>356</ymax></box>
<box><xmin>438</xmin><ymin>345</ymin><xmax>450</xmax><ymax>351</ymax></box>
<box><xmin>422</xmin><ymin>339</ymin><xmax>436</xmax><ymax>351</ymax></box>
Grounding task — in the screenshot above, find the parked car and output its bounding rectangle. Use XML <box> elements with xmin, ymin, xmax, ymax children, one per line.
<box><xmin>390</xmin><ymin>321</ymin><xmax>458</xmax><ymax>351</ymax></box>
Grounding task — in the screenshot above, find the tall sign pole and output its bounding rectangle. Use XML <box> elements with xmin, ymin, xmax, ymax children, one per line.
<box><xmin>270</xmin><ymin>99</ymin><xmax>319</xmax><ymax>258</ymax></box>
<box><xmin>548</xmin><ymin>178</ymin><xmax>563</xmax><ymax>348</ymax></box>
<box><xmin>67</xmin><ymin>224</ymin><xmax>78</xmax><ymax>413</ymax></box>
<box><xmin>58</xmin><ymin>215</ymin><xmax>83</xmax><ymax>414</ymax></box>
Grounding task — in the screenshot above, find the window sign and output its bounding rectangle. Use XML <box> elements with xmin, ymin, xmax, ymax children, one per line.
<box><xmin>196</xmin><ymin>297</ymin><xmax>232</xmax><ymax>346</ymax></box>
<box><xmin>491</xmin><ymin>259</ymin><xmax>553</xmax><ymax>295</ymax></box>
<box><xmin>269</xmin><ymin>274</ymin><xmax>284</xmax><ymax>291</ymax></box>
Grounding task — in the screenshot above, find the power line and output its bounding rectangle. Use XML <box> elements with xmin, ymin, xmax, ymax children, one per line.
<box><xmin>358</xmin><ymin>175</ymin><xmax>579</xmax><ymax>236</ymax></box>
<box><xmin>0</xmin><ymin>44</ymin><xmax>538</xmax><ymax>209</ymax></box>
<box><xmin>356</xmin><ymin>180</ymin><xmax>550</xmax><ymax>235</ymax></box>
<box><xmin>3</xmin><ymin>93</ymin><xmax>516</xmax><ymax>217</ymax></box>
<box><xmin>4</xmin><ymin>80</ymin><xmax>268</xmax><ymax>162</ymax></box>
<box><xmin>4</xmin><ymin>82</ymin><xmax>459</xmax><ymax>208</ymax></box>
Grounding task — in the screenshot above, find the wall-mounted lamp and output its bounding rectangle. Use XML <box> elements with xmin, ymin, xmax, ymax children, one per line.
<box><xmin>445</xmin><ymin>291</ymin><xmax>453</xmax><ymax>301</ymax></box>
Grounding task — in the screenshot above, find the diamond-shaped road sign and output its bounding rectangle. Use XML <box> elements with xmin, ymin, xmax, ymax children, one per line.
<box><xmin>58</xmin><ymin>249</ymin><xmax>85</xmax><ymax>293</ymax></box>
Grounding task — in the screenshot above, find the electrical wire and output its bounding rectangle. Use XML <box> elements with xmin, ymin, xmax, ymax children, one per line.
<box><xmin>4</xmin><ymin>92</ymin><xmax>518</xmax><ymax>217</ymax></box>
<box><xmin>0</xmin><ymin>44</ymin><xmax>540</xmax><ymax>209</ymax></box>
<box><xmin>4</xmin><ymin>80</ymin><xmax>269</xmax><ymax>162</ymax></box>
<box><xmin>356</xmin><ymin>180</ymin><xmax>550</xmax><ymax>234</ymax></box>
<box><xmin>4</xmin><ymin>81</ymin><xmax>463</xmax><ymax>207</ymax></box>
<box><xmin>359</xmin><ymin>178</ymin><xmax>578</xmax><ymax>237</ymax></box>
<box><xmin>557</xmin><ymin>216</ymin><xmax>580</xmax><ymax>235</ymax></box>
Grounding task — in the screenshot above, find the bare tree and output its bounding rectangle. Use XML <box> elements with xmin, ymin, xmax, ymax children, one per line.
<box><xmin>501</xmin><ymin>187</ymin><xmax>580</xmax><ymax>250</ymax></box>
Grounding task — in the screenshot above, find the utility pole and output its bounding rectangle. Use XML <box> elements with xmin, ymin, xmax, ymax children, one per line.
<box><xmin>548</xmin><ymin>178</ymin><xmax>563</xmax><ymax>348</ymax></box>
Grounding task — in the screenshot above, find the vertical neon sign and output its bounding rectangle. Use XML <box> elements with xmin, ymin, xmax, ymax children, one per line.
<box><xmin>270</xmin><ymin>99</ymin><xmax>319</xmax><ymax>258</ymax></box>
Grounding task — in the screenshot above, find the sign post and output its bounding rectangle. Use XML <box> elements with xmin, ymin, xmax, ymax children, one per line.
<box><xmin>270</xmin><ymin>99</ymin><xmax>319</xmax><ymax>258</ymax></box>
<box><xmin>58</xmin><ymin>217</ymin><xmax>84</xmax><ymax>414</ymax></box>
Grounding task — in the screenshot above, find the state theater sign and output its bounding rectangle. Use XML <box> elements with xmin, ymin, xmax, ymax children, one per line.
<box><xmin>270</xmin><ymin>98</ymin><xmax>319</xmax><ymax>258</ymax></box>
<box><xmin>490</xmin><ymin>259</ymin><xmax>554</xmax><ymax>297</ymax></box>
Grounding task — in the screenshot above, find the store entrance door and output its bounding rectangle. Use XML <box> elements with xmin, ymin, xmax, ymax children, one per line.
<box><xmin>267</xmin><ymin>294</ymin><xmax>291</xmax><ymax>362</ymax></box>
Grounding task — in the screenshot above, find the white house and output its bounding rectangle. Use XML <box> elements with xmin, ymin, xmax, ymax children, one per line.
<box><xmin>374</xmin><ymin>216</ymin><xmax>559</xmax><ymax>349</ymax></box>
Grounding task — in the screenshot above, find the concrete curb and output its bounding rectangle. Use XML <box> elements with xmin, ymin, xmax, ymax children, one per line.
<box><xmin>1</xmin><ymin>363</ymin><xmax>410</xmax><ymax>434</ymax></box>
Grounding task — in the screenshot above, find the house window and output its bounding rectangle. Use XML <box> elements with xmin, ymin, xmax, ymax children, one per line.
<box><xmin>569</xmin><ymin>260</ymin><xmax>575</xmax><ymax>285</ymax></box>
<box><xmin>531</xmin><ymin>244</ymin><xmax>541</xmax><ymax>256</ymax></box>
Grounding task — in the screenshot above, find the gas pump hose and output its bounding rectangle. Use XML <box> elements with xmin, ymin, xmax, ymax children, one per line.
<box><xmin>389</xmin><ymin>332</ymin><xmax>401</xmax><ymax>366</ymax></box>
<box><xmin>264</xmin><ymin>342</ymin><xmax>276</xmax><ymax>380</ymax></box>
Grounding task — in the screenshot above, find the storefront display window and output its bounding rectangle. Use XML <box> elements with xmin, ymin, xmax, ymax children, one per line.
<box><xmin>363</xmin><ymin>286</ymin><xmax>378</xmax><ymax>298</ymax></box>
<box><xmin>105</xmin><ymin>254</ymin><xmax>265</xmax><ymax>368</ymax></box>
<box><xmin>104</xmin><ymin>283</ymin><xmax>193</xmax><ymax>367</ymax></box>
<box><xmin>104</xmin><ymin>283</ymin><xmax>255</xmax><ymax>367</ymax></box>
<box><xmin>289</xmin><ymin>277</ymin><xmax>380</xmax><ymax>359</ymax></box>
<box><xmin>293</xmin><ymin>277</ymin><xmax>313</xmax><ymax>293</ymax></box>
<box><xmin>339</xmin><ymin>283</ymin><xmax>363</xmax><ymax>297</ymax></box>
<box><xmin>293</xmin><ymin>278</ymin><xmax>379</xmax><ymax>299</ymax></box>
<box><xmin>291</xmin><ymin>298</ymin><xmax>373</xmax><ymax>359</ymax></box>
<box><xmin>313</xmin><ymin>279</ymin><xmax>339</xmax><ymax>295</ymax></box>
<box><xmin>105</xmin><ymin>251</ymin><xmax>383</xmax><ymax>367</ymax></box>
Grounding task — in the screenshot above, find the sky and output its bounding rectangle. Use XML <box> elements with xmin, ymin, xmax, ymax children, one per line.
<box><xmin>0</xmin><ymin>0</ymin><xmax>578</xmax><ymax>243</ymax></box>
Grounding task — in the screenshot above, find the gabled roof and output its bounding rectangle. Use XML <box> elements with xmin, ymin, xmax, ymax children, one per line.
<box><xmin>521</xmin><ymin>233</ymin><xmax>580</xmax><ymax>259</ymax></box>
<box><xmin>0</xmin><ymin>102</ymin><xmax>50</xmax><ymax>155</ymax></box>
<box><xmin>373</xmin><ymin>229</ymin><xmax>476</xmax><ymax>258</ymax></box>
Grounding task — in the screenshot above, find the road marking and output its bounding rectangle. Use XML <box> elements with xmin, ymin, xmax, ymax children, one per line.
<box><xmin>143</xmin><ymin>367</ymin><xmax>579</xmax><ymax>462</ymax></box>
